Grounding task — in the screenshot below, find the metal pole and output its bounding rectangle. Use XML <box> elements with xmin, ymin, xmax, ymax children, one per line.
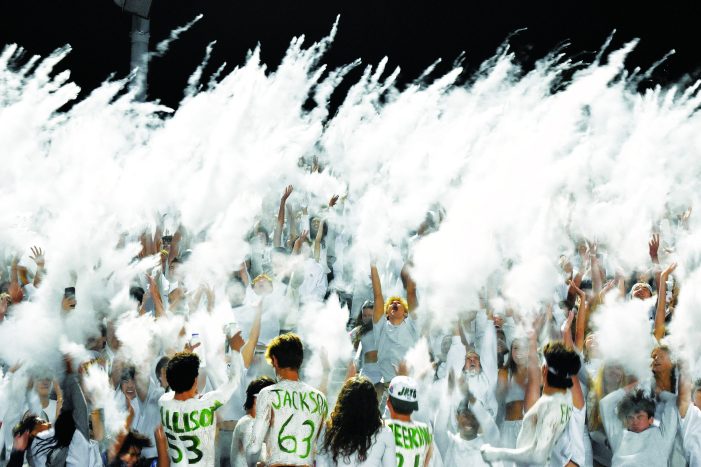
<box><xmin>130</xmin><ymin>14</ymin><xmax>150</xmax><ymax>101</ymax></box>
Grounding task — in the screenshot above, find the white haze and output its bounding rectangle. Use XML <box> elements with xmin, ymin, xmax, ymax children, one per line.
<box><xmin>0</xmin><ymin>23</ymin><xmax>700</xmax><ymax>410</ymax></box>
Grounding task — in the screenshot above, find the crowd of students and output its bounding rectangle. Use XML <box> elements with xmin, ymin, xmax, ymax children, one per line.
<box><xmin>0</xmin><ymin>184</ymin><xmax>700</xmax><ymax>467</ymax></box>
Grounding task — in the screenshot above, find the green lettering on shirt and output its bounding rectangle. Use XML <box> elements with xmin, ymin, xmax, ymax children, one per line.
<box><xmin>299</xmin><ymin>391</ymin><xmax>310</xmax><ymax>411</ymax></box>
<box><xmin>271</xmin><ymin>389</ymin><xmax>283</xmax><ymax>409</ymax></box>
<box><xmin>172</xmin><ymin>411</ymin><xmax>184</xmax><ymax>434</ymax></box>
<box><xmin>283</xmin><ymin>391</ymin><xmax>292</xmax><ymax>408</ymax></box>
<box><xmin>190</xmin><ymin>410</ymin><xmax>200</xmax><ymax>430</ymax></box>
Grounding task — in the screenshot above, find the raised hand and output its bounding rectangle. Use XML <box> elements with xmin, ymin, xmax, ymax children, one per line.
<box><xmin>328</xmin><ymin>194</ymin><xmax>339</xmax><ymax>207</ymax></box>
<box><xmin>649</xmin><ymin>234</ymin><xmax>660</xmax><ymax>264</ymax></box>
<box><xmin>228</xmin><ymin>331</ymin><xmax>245</xmax><ymax>353</ymax></box>
<box><xmin>282</xmin><ymin>185</ymin><xmax>293</xmax><ymax>201</ymax></box>
<box><xmin>29</xmin><ymin>246</ymin><xmax>45</xmax><ymax>269</ymax></box>
<box><xmin>661</xmin><ymin>262</ymin><xmax>677</xmax><ymax>281</ymax></box>
<box><xmin>184</xmin><ymin>341</ymin><xmax>201</xmax><ymax>353</ymax></box>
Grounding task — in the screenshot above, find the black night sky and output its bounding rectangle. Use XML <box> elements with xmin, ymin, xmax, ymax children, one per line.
<box><xmin>1</xmin><ymin>1</ymin><xmax>700</xmax><ymax>109</ymax></box>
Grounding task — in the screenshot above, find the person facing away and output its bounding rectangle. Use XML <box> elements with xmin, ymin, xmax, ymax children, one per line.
<box><xmin>480</xmin><ymin>341</ymin><xmax>581</xmax><ymax>466</ymax></box>
<box><xmin>158</xmin><ymin>331</ymin><xmax>245</xmax><ymax>467</ymax></box>
<box><xmin>247</xmin><ymin>333</ymin><xmax>328</xmax><ymax>467</ymax></box>
<box><xmin>230</xmin><ymin>376</ymin><xmax>275</xmax><ymax>467</ymax></box>
<box><xmin>385</xmin><ymin>376</ymin><xmax>434</xmax><ymax>467</ymax></box>
<box><xmin>599</xmin><ymin>386</ymin><xmax>679</xmax><ymax>467</ymax></box>
<box><xmin>317</xmin><ymin>375</ymin><xmax>396</xmax><ymax>467</ymax></box>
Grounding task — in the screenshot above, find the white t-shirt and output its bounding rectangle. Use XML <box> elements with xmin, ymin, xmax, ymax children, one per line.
<box><xmin>481</xmin><ymin>391</ymin><xmax>573</xmax><ymax>466</ymax></box>
<box><xmin>316</xmin><ymin>425</ymin><xmax>396</xmax><ymax>467</ymax></box>
<box><xmin>248</xmin><ymin>379</ymin><xmax>328</xmax><ymax>466</ymax></box>
<box><xmin>374</xmin><ymin>317</ymin><xmax>419</xmax><ymax>383</ymax></box>
<box><xmin>115</xmin><ymin>380</ymin><xmax>165</xmax><ymax>458</ymax></box>
<box><xmin>158</xmin><ymin>352</ymin><xmax>243</xmax><ymax>467</ymax></box>
<box><xmin>682</xmin><ymin>404</ymin><xmax>701</xmax><ymax>467</ymax></box>
<box><xmin>298</xmin><ymin>258</ymin><xmax>328</xmax><ymax>303</ymax></box>
<box><xmin>385</xmin><ymin>418</ymin><xmax>433</xmax><ymax>467</ymax></box>
<box><xmin>230</xmin><ymin>414</ymin><xmax>263</xmax><ymax>467</ymax></box>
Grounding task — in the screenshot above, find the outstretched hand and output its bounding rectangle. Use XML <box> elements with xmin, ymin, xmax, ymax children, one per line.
<box><xmin>29</xmin><ymin>246</ymin><xmax>45</xmax><ymax>269</ymax></box>
<box><xmin>649</xmin><ymin>234</ymin><xmax>660</xmax><ymax>263</ymax></box>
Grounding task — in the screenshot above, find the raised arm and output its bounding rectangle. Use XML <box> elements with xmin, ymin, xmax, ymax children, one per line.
<box><xmin>371</xmin><ymin>263</ymin><xmax>385</xmax><ymax>324</ymax></box>
<box><xmin>274</xmin><ymin>185</ymin><xmax>293</xmax><ymax>248</ymax></box>
<box><xmin>481</xmin><ymin>400</ymin><xmax>567</xmax><ymax>464</ymax></box>
<box><xmin>570</xmin><ymin>282</ymin><xmax>588</xmax><ymax>353</ymax></box>
<box><xmin>654</xmin><ymin>262</ymin><xmax>676</xmax><ymax>341</ymax></box>
<box><xmin>314</xmin><ymin>218</ymin><xmax>325</xmax><ymax>263</ymax></box>
<box><xmin>589</xmin><ymin>244</ymin><xmax>603</xmax><ymax>297</ymax></box>
<box><xmin>61</xmin><ymin>358</ymin><xmax>90</xmax><ymax>441</ymax></box>
<box><xmin>146</xmin><ymin>273</ymin><xmax>165</xmax><ymax>318</ymax></box>
<box><xmin>401</xmin><ymin>264</ymin><xmax>418</xmax><ymax>319</ymax></box>
<box><xmin>29</xmin><ymin>246</ymin><xmax>45</xmax><ymax>288</ymax></box>
<box><xmin>240</xmin><ymin>302</ymin><xmax>263</xmax><ymax>368</ymax></box>
<box><xmin>524</xmin><ymin>327</ymin><xmax>541</xmax><ymax>412</ymax></box>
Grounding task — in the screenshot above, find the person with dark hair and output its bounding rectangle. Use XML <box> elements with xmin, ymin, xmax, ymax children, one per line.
<box><xmin>599</xmin><ymin>385</ymin><xmax>678</xmax><ymax>466</ymax></box>
<box><xmin>155</xmin><ymin>355</ymin><xmax>171</xmax><ymax>390</ymax></box>
<box><xmin>434</xmin><ymin>389</ymin><xmax>500</xmax><ymax>467</ymax></box>
<box><xmin>108</xmin><ymin>430</ymin><xmax>153</xmax><ymax>467</ymax></box>
<box><xmin>114</xmin><ymin>363</ymin><xmax>164</xmax><ymax>462</ymax></box>
<box><xmin>27</xmin><ymin>357</ymin><xmax>102</xmax><ymax>466</ymax></box>
<box><xmin>385</xmin><ymin>376</ymin><xmax>434</xmax><ymax>467</ymax></box>
<box><xmin>350</xmin><ymin>301</ymin><xmax>382</xmax><ymax>388</ymax></box>
<box><xmin>158</xmin><ymin>331</ymin><xmax>245</xmax><ymax>466</ymax></box>
<box><xmin>481</xmin><ymin>340</ymin><xmax>581</xmax><ymax>465</ymax></box>
<box><xmin>317</xmin><ymin>376</ymin><xmax>395</xmax><ymax>466</ymax></box>
<box><xmin>229</xmin><ymin>376</ymin><xmax>275</xmax><ymax>467</ymax></box>
<box><xmin>247</xmin><ymin>333</ymin><xmax>328</xmax><ymax>466</ymax></box>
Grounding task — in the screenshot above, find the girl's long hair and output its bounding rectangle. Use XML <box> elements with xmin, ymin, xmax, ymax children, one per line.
<box><xmin>32</xmin><ymin>409</ymin><xmax>76</xmax><ymax>460</ymax></box>
<box><xmin>322</xmin><ymin>376</ymin><xmax>383</xmax><ymax>463</ymax></box>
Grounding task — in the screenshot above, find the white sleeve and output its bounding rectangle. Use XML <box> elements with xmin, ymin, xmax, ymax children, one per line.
<box><xmin>201</xmin><ymin>351</ymin><xmax>244</xmax><ymax>407</ymax></box>
<box><xmin>481</xmin><ymin>399</ymin><xmax>566</xmax><ymax>464</ymax></box>
<box><xmin>477</xmin><ymin>316</ymin><xmax>498</xmax><ymax>392</ymax></box>
<box><xmin>682</xmin><ymin>404</ymin><xmax>701</xmax><ymax>466</ymax></box>
<box><xmin>247</xmin><ymin>389</ymin><xmax>272</xmax><ymax>464</ymax></box>
<box><xmin>445</xmin><ymin>336</ymin><xmax>466</xmax><ymax>377</ymax></box>
<box><xmin>599</xmin><ymin>388</ymin><xmax>625</xmax><ymax>452</ymax></box>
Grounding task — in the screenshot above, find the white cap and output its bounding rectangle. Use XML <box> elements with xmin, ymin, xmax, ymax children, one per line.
<box><xmin>388</xmin><ymin>376</ymin><xmax>419</xmax><ymax>410</ymax></box>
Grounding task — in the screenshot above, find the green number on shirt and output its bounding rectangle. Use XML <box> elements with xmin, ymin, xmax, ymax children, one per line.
<box><xmin>299</xmin><ymin>419</ymin><xmax>316</xmax><ymax>459</ymax></box>
<box><xmin>180</xmin><ymin>435</ymin><xmax>203</xmax><ymax>464</ymax></box>
<box><xmin>278</xmin><ymin>414</ymin><xmax>297</xmax><ymax>453</ymax></box>
<box><xmin>166</xmin><ymin>432</ymin><xmax>203</xmax><ymax>464</ymax></box>
<box><xmin>277</xmin><ymin>414</ymin><xmax>316</xmax><ymax>457</ymax></box>
<box><xmin>396</xmin><ymin>453</ymin><xmax>420</xmax><ymax>467</ymax></box>
<box><xmin>166</xmin><ymin>432</ymin><xmax>184</xmax><ymax>464</ymax></box>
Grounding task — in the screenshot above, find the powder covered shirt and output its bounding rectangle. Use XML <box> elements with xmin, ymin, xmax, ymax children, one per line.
<box><xmin>158</xmin><ymin>352</ymin><xmax>243</xmax><ymax>467</ymax></box>
<box><xmin>385</xmin><ymin>418</ymin><xmax>433</xmax><ymax>467</ymax></box>
<box><xmin>481</xmin><ymin>390</ymin><xmax>573</xmax><ymax>466</ymax></box>
<box><xmin>374</xmin><ymin>317</ymin><xmax>419</xmax><ymax>383</ymax></box>
<box><xmin>248</xmin><ymin>379</ymin><xmax>328</xmax><ymax>466</ymax></box>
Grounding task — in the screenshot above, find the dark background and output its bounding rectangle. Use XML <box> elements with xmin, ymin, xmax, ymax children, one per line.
<box><xmin>1</xmin><ymin>0</ymin><xmax>700</xmax><ymax>109</ymax></box>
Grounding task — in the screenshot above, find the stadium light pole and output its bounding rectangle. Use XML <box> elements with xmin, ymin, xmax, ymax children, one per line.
<box><xmin>113</xmin><ymin>0</ymin><xmax>153</xmax><ymax>101</ymax></box>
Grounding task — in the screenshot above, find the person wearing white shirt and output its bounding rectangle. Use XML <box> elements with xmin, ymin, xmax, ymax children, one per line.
<box><xmin>247</xmin><ymin>333</ymin><xmax>328</xmax><ymax>467</ymax></box>
<box><xmin>114</xmin><ymin>366</ymin><xmax>164</xmax><ymax>461</ymax></box>
<box><xmin>230</xmin><ymin>376</ymin><xmax>275</xmax><ymax>467</ymax></box>
<box><xmin>370</xmin><ymin>262</ymin><xmax>419</xmax><ymax>386</ymax></box>
<box><xmin>481</xmin><ymin>341</ymin><xmax>582</xmax><ymax>466</ymax></box>
<box><xmin>317</xmin><ymin>376</ymin><xmax>396</xmax><ymax>467</ymax></box>
<box><xmin>158</xmin><ymin>332</ymin><xmax>246</xmax><ymax>467</ymax></box>
<box><xmin>434</xmin><ymin>391</ymin><xmax>501</xmax><ymax>467</ymax></box>
<box><xmin>599</xmin><ymin>386</ymin><xmax>678</xmax><ymax>467</ymax></box>
<box><xmin>445</xmin><ymin>314</ymin><xmax>499</xmax><ymax>420</ymax></box>
<box><xmin>674</xmin><ymin>372</ymin><xmax>701</xmax><ymax>467</ymax></box>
